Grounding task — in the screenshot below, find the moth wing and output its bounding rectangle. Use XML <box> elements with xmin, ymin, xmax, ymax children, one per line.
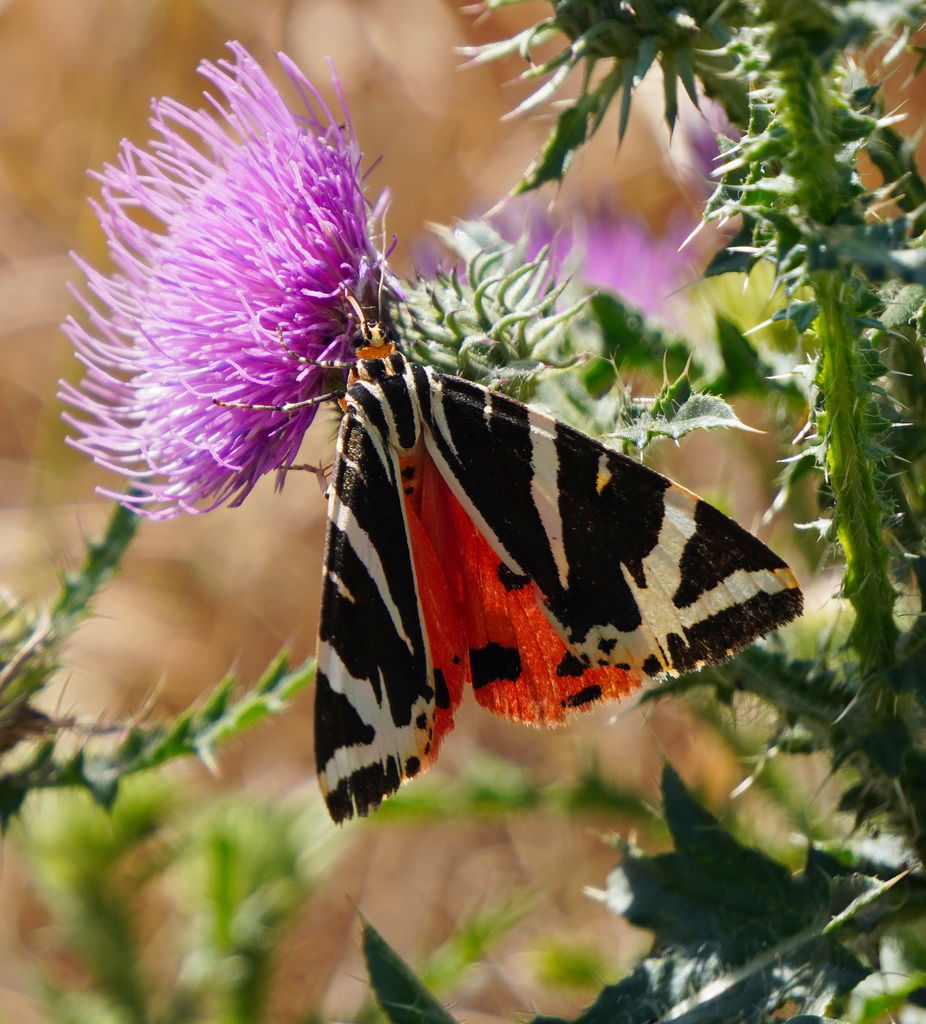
<box><xmin>314</xmin><ymin>413</ymin><xmax>463</xmax><ymax>823</ymax></box>
<box><xmin>420</xmin><ymin>371</ymin><xmax>802</xmax><ymax>682</ymax></box>
<box><xmin>417</xmin><ymin>455</ymin><xmax>640</xmax><ymax>724</ymax></box>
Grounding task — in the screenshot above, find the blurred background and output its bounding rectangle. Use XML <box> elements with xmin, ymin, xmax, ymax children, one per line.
<box><xmin>0</xmin><ymin>1</ymin><xmax>864</xmax><ymax>1021</ymax></box>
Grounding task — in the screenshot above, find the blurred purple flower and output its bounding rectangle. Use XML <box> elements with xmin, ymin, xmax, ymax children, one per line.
<box><xmin>672</xmin><ymin>97</ymin><xmax>740</xmax><ymax>210</ymax></box>
<box><xmin>489</xmin><ymin>199</ymin><xmax>697</xmax><ymax>324</ymax></box>
<box><xmin>61</xmin><ymin>42</ymin><xmax>396</xmax><ymax>518</ymax></box>
<box><xmin>577</xmin><ymin>212</ymin><xmax>697</xmax><ymax>320</ymax></box>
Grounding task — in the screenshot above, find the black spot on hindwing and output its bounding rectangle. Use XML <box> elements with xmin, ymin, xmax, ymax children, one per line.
<box><xmin>562</xmin><ymin>684</ymin><xmax>603</xmax><ymax>709</ymax></box>
<box><xmin>642</xmin><ymin>654</ymin><xmax>664</xmax><ymax>678</ymax></box>
<box><xmin>470</xmin><ymin>642</ymin><xmax>522</xmax><ymax>688</ymax></box>
<box><xmin>434</xmin><ymin>669</ymin><xmax>451</xmax><ymax>710</ymax></box>
<box><xmin>556</xmin><ymin>651</ymin><xmax>587</xmax><ymax>678</ymax></box>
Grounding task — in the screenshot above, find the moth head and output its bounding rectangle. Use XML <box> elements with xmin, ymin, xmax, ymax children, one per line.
<box><xmin>344</xmin><ymin>293</ymin><xmax>397</xmax><ymax>361</ymax></box>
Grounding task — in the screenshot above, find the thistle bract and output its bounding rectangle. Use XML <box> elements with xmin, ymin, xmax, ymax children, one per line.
<box><xmin>61</xmin><ymin>42</ymin><xmax>396</xmax><ymax>517</ymax></box>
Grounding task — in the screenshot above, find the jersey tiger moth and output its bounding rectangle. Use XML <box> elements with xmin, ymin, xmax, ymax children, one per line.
<box><xmin>314</xmin><ymin>312</ymin><xmax>803</xmax><ymax>823</ymax></box>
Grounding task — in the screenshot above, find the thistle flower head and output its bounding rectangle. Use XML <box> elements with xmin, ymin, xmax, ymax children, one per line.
<box><xmin>61</xmin><ymin>42</ymin><xmax>397</xmax><ymax>518</ymax></box>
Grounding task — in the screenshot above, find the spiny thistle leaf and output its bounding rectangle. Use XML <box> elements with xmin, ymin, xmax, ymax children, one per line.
<box><xmin>0</xmin><ymin>499</ymin><xmax>141</xmax><ymax>776</ymax></box>
<box><xmin>591</xmin><ymin>766</ymin><xmax>872</xmax><ymax>1022</ymax></box>
<box><xmin>608</xmin><ymin>372</ymin><xmax>753</xmax><ymax>449</ymax></box>
<box><xmin>645</xmin><ymin>647</ymin><xmax>847</xmax><ymax>730</ymax></box>
<box><xmin>0</xmin><ymin>655</ymin><xmax>314</xmax><ymax>825</ymax></box>
<box><xmin>360</xmin><ymin>769</ymin><xmax>895</xmax><ymax>1023</ymax></box>
<box><xmin>865</xmin><ymin>124</ymin><xmax>926</xmax><ymax>236</ymax></box>
<box><xmin>0</xmin><ymin>601</ymin><xmax>55</xmax><ymax>730</ymax></box>
<box><xmin>51</xmin><ymin>499</ymin><xmax>141</xmax><ymax>638</ymax></box>
<box><xmin>473</xmin><ymin>0</ymin><xmax>750</xmax><ymax>192</ymax></box>
<box><xmin>0</xmin><ymin>499</ymin><xmax>139</xmax><ymax>724</ymax></box>
<box><xmin>704</xmin><ymin>9</ymin><xmax>926</xmax><ymax>296</ymax></box>
<box><xmin>696</xmin><ymin>0</ymin><xmax>923</xmax><ymax>683</ymax></box>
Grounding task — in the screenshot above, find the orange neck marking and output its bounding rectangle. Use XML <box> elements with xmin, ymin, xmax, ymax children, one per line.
<box><xmin>355</xmin><ymin>342</ymin><xmax>397</xmax><ymax>360</ymax></box>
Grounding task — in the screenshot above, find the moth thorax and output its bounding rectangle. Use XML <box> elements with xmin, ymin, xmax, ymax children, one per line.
<box><xmin>354</xmin><ymin>340</ymin><xmax>396</xmax><ymax>361</ymax></box>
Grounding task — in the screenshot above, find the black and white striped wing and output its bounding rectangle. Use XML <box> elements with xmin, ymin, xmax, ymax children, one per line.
<box><xmin>413</xmin><ymin>366</ymin><xmax>803</xmax><ymax>680</ymax></box>
<box><xmin>313</xmin><ymin>408</ymin><xmax>437</xmax><ymax>822</ymax></box>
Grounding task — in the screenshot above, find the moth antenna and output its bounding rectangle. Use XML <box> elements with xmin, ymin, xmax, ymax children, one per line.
<box><xmin>344</xmin><ymin>293</ymin><xmax>366</xmax><ymax>330</ymax></box>
<box><xmin>276</xmin><ymin>324</ymin><xmax>311</xmax><ymax>363</ymax></box>
<box><xmin>275</xmin><ymin>322</ymin><xmax>364</xmax><ymax>371</ymax></box>
<box><xmin>213</xmin><ymin>392</ymin><xmax>343</xmax><ymax>413</ymax></box>
<box><xmin>376</xmin><ymin>216</ymin><xmax>389</xmax><ymax>319</ymax></box>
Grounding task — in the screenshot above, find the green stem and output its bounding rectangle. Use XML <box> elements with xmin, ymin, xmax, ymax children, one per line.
<box><xmin>50</xmin><ymin>496</ymin><xmax>140</xmax><ymax>640</ymax></box>
<box><xmin>769</xmin><ymin>20</ymin><xmax>899</xmax><ymax>673</ymax></box>
<box><xmin>815</xmin><ymin>273</ymin><xmax>898</xmax><ymax>671</ymax></box>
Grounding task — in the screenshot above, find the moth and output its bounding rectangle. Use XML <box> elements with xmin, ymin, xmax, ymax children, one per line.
<box><xmin>312</xmin><ymin>305</ymin><xmax>803</xmax><ymax>822</ymax></box>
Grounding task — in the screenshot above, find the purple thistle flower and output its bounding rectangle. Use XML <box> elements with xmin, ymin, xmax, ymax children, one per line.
<box><xmin>61</xmin><ymin>42</ymin><xmax>397</xmax><ymax>518</ymax></box>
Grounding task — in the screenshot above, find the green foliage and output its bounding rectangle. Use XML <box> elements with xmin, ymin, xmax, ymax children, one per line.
<box><xmin>363</xmin><ymin>920</ymin><xmax>458</xmax><ymax>1024</ymax></box>
<box><xmin>0</xmin><ymin>648</ymin><xmax>313</xmax><ymax>826</ymax></box>
<box><xmin>607</xmin><ymin>370</ymin><xmax>754</xmax><ymax>450</ymax></box>
<box><xmin>363</xmin><ymin>768</ymin><xmax>920</xmax><ymax>1024</ymax></box>
<box><xmin>365</xmin><ymin>749</ymin><xmax>655</xmax><ymax>822</ymax></box>
<box><xmin>17</xmin><ymin>778</ymin><xmax>342</xmax><ymax>1024</ymax></box>
<box><xmin>0</xmin><ymin>500</ymin><xmax>315</xmax><ymax>825</ymax></box>
<box><xmin>470</xmin><ymin>0</ymin><xmax>752</xmax><ymax>191</ymax></box>
<box><xmin>475</xmin><ymin>0</ymin><xmax>925</xmax><ymax>194</ymax></box>
<box><xmin>532</xmin><ymin>939</ymin><xmax>617</xmax><ymax>994</ymax></box>
<box><xmin>0</xmin><ymin>500</ymin><xmax>138</xmax><ymax>749</ymax></box>
<box><xmin>605</xmin><ymin>767</ymin><xmax>873</xmax><ymax>990</ymax></box>
<box><xmin>396</xmin><ymin>224</ymin><xmax>766</xmax><ymax>450</ymax></box>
